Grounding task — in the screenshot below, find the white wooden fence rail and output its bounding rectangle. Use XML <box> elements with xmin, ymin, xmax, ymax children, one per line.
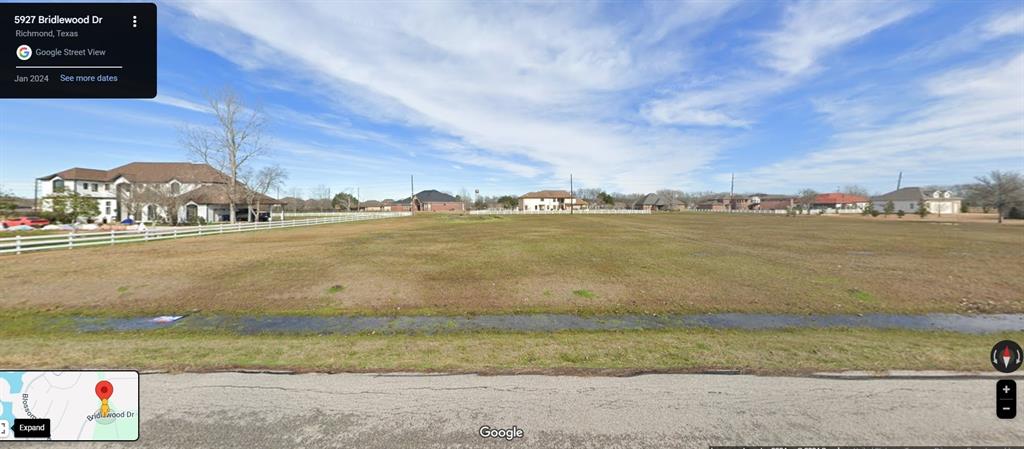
<box><xmin>469</xmin><ymin>209</ymin><xmax>651</xmax><ymax>215</ymax></box>
<box><xmin>0</xmin><ymin>212</ymin><xmax>412</xmax><ymax>255</ymax></box>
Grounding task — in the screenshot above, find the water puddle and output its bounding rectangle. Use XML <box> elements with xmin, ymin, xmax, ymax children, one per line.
<box><xmin>71</xmin><ymin>313</ymin><xmax>1024</xmax><ymax>334</ymax></box>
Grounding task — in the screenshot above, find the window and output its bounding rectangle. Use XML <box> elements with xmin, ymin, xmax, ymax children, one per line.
<box><xmin>105</xmin><ymin>183</ymin><xmax>110</xmax><ymax>191</ymax></box>
<box><xmin>92</xmin><ymin>183</ymin><xmax>98</xmax><ymax>192</ymax></box>
<box><xmin>171</xmin><ymin>182</ymin><xmax>181</xmax><ymax>195</ymax></box>
<box><xmin>105</xmin><ymin>205</ymin><xmax>111</xmax><ymax>215</ymax></box>
<box><xmin>147</xmin><ymin>204</ymin><xmax>158</xmax><ymax>221</ymax></box>
<box><xmin>186</xmin><ymin>204</ymin><xmax>198</xmax><ymax>221</ymax></box>
<box><xmin>53</xmin><ymin>179</ymin><xmax>64</xmax><ymax>192</ymax></box>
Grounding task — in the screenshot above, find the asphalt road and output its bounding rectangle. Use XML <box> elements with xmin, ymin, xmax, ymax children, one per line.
<box><xmin>26</xmin><ymin>372</ymin><xmax>1024</xmax><ymax>448</ymax></box>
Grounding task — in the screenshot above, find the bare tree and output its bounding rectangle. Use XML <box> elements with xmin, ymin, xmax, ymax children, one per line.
<box><xmin>797</xmin><ymin>189</ymin><xmax>819</xmax><ymax>214</ymax></box>
<box><xmin>181</xmin><ymin>89</ymin><xmax>268</xmax><ymax>222</ymax></box>
<box><xmin>841</xmin><ymin>185</ymin><xmax>870</xmax><ymax>198</ymax></box>
<box><xmin>243</xmin><ymin>165</ymin><xmax>288</xmax><ymax>221</ymax></box>
<box><xmin>966</xmin><ymin>171</ymin><xmax>1024</xmax><ymax>223</ymax></box>
<box><xmin>309</xmin><ymin>185</ymin><xmax>331</xmax><ymax>212</ymax></box>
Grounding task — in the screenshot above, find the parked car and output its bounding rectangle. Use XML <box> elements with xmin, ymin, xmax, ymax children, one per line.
<box><xmin>1</xmin><ymin>216</ymin><xmax>50</xmax><ymax>229</ymax></box>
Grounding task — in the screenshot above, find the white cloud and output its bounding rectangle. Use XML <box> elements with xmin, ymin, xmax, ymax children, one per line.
<box><xmin>737</xmin><ymin>53</ymin><xmax>1024</xmax><ymax>191</ymax></box>
<box><xmin>164</xmin><ymin>1</ymin><xmax>737</xmax><ymax>191</ymax></box>
<box><xmin>757</xmin><ymin>1</ymin><xmax>919</xmax><ymax>76</ymax></box>
<box><xmin>641</xmin><ymin>1</ymin><xmax>918</xmax><ymax>128</ymax></box>
<box><xmin>982</xmin><ymin>9</ymin><xmax>1024</xmax><ymax>39</ymax></box>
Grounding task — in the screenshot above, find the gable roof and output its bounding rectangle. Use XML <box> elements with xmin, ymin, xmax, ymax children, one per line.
<box><xmin>633</xmin><ymin>193</ymin><xmax>667</xmax><ymax>207</ymax></box>
<box><xmin>872</xmin><ymin>187</ymin><xmax>960</xmax><ymax>201</ymax></box>
<box><xmin>813</xmin><ymin>192</ymin><xmax>868</xmax><ymax>204</ymax></box>
<box><xmin>395</xmin><ymin>190</ymin><xmax>459</xmax><ymax>204</ymax></box>
<box><xmin>520</xmin><ymin>190</ymin><xmax>575</xmax><ymax>199</ymax></box>
<box><xmin>38</xmin><ymin>167</ymin><xmax>110</xmax><ymax>182</ymax></box>
<box><xmin>39</xmin><ymin>162</ymin><xmax>230</xmax><ymax>184</ymax></box>
<box><xmin>180</xmin><ymin>185</ymin><xmax>285</xmax><ymax>205</ymax></box>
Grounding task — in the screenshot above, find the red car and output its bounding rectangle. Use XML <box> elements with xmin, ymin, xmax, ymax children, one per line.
<box><xmin>1</xmin><ymin>216</ymin><xmax>50</xmax><ymax>229</ymax></box>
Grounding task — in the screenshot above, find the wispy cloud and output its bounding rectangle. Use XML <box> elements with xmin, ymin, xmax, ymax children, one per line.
<box><xmin>756</xmin><ymin>1</ymin><xmax>920</xmax><ymax>76</ymax></box>
<box><xmin>164</xmin><ymin>0</ymin><xmax>738</xmax><ymax>190</ymax></box>
<box><xmin>641</xmin><ymin>1</ymin><xmax>919</xmax><ymax>128</ymax></box>
<box><xmin>737</xmin><ymin>52</ymin><xmax>1024</xmax><ymax>191</ymax></box>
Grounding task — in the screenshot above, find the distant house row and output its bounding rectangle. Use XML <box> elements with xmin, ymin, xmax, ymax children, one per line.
<box><xmin>357</xmin><ymin>190</ymin><xmax>465</xmax><ymax>212</ymax></box>
<box><xmin>688</xmin><ymin>187</ymin><xmax>962</xmax><ymax>214</ymax></box>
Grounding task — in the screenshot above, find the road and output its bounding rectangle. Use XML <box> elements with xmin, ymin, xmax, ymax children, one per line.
<box><xmin>27</xmin><ymin>372</ymin><xmax>1024</xmax><ymax>448</ymax></box>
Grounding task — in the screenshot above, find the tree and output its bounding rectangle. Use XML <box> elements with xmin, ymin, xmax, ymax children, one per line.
<box><xmin>916</xmin><ymin>200</ymin><xmax>929</xmax><ymax>218</ymax></box>
<box><xmin>496</xmin><ymin>195</ymin><xmax>518</xmax><ymax>209</ymax></box>
<box><xmin>0</xmin><ymin>189</ymin><xmax>17</xmax><ymax>217</ymax></box>
<box><xmin>861</xmin><ymin>202</ymin><xmax>875</xmax><ymax>216</ymax></box>
<box><xmin>309</xmin><ymin>185</ymin><xmax>331</xmax><ymax>212</ymax></box>
<box><xmin>965</xmin><ymin>171</ymin><xmax>1024</xmax><ymax>224</ymax></box>
<box><xmin>331</xmin><ymin>191</ymin><xmax>358</xmax><ymax>211</ymax></box>
<box><xmin>897</xmin><ymin>209</ymin><xmax>905</xmax><ymax>218</ymax></box>
<box><xmin>597</xmin><ymin>191</ymin><xmax>615</xmax><ymax>207</ymax></box>
<box><xmin>797</xmin><ymin>189</ymin><xmax>818</xmax><ymax>214</ymax></box>
<box><xmin>182</xmin><ymin>89</ymin><xmax>269</xmax><ymax>223</ymax></box>
<box><xmin>244</xmin><ymin>165</ymin><xmax>288</xmax><ymax>221</ymax></box>
<box><xmin>883</xmin><ymin>200</ymin><xmax>895</xmax><ymax>217</ymax></box>
<box><xmin>44</xmin><ymin>191</ymin><xmax>99</xmax><ymax>223</ymax></box>
<box><xmin>132</xmin><ymin>184</ymin><xmax>183</xmax><ymax>224</ymax></box>
<box><xmin>841</xmin><ymin>185</ymin><xmax>870</xmax><ymax>198</ymax></box>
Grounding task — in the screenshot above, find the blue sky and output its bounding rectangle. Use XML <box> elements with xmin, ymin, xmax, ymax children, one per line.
<box><xmin>2</xmin><ymin>0</ymin><xmax>1022</xmax><ymax>200</ymax></box>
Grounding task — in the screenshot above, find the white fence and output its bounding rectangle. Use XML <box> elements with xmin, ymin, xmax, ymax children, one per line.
<box><xmin>0</xmin><ymin>212</ymin><xmax>412</xmax><ymax>255</ymax></box>
<box><xmin>687</xmin><ymin>208</ymin><xmax>788</xmax><ymax>214</ymax></box>
<box><xmin>469</xmin><ymin>209</ymin><xmax>651</xmax><ymax>215</ymax></box>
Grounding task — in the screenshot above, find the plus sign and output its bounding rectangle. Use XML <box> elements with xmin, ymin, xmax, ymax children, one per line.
<box><xmin>1003</xmin><ymin>385</ymin><xmax>1012</xmax><ymax>394</ymax></box>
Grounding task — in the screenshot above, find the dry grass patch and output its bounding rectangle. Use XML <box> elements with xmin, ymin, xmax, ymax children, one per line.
<box><xmin>2</xmin><ymin>213</ymin><xmax>1021</xmax><ymax>315</ymax></box>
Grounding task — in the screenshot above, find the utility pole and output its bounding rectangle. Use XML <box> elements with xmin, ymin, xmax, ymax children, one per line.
<box><xmin>570</xmin><ymin>173</ymin><xmax>574</xmax><ymax>215</ymax></box>
<box><xmin>896</xmin><ymin>171</ymin><xmax>903</xmax><ymax>190</ymax></box>
<box><xmin>410</xmin><ymin>175</ymin><xmax>415</xmax><ymax>213</ymax></box>
<box><xmin>729</xmin><ymin>173</ymin><xmax>735</xmax><ymax>210</ymax></box>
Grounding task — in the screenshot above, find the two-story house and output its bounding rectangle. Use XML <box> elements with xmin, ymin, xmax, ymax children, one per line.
<box><xmin>518</xmin><ymin>190</ymin><xmax>587</xmax><ymax>211</ymax></box>
<box><xmin>871</xmin><ymin>187</ymin><xmax>961</xmax><ymax>215</ymax></box>
<box><xmin>36</xmin><ymin>162</ymin><xmax>284</xmax><ymax>223</ymax></box>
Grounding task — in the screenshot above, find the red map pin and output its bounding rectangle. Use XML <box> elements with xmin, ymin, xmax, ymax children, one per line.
<box><xmin>95</xmin><ymin>381</ymin><xmax>113</xmax><ymax>417</ymax></box>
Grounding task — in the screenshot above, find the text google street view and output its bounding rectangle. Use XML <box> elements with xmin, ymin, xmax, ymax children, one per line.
<box><xmin>1</xmin><ymin>1</ymin><xmax>1023</xmax><ymax>447</ymax></box>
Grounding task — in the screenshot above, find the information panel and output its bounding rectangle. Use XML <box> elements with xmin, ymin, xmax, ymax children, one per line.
<box><xmin>0</xmin><ymin>3</ymin><xmax>156</xmax><ymax>98</ymax></box>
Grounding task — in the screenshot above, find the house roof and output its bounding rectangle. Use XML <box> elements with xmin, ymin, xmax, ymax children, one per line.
<box><xmin>359</xmin><ymin>200</ymin><xmax>383</xmax><ymax>207</ymax></box>
<box><xmin>520</xmin><ymin>190</ymin><xmax>575</xmax><ymax>199</ymax></box>
<box><xmin>872</xmin><ymin>187</ymin><xmax>961</xmax><ymax>202</ymax></box>
<box><xmin>39</xmin><ymin>162</ymin><xmax>230</xmax><ymax>184</ymax></box>
<box><xmin>633</xmin><ymin>193</ymin><xmax>667</xmax><ymax>207</ymax></box>
<box><xmin>394</xmin><ymin>190</ymin><xmax>459</xmax><ymax>204</ymax></box>
<box><xmin>813</xmin><ymin>192</ymin><xmax>868</xmax><ymax>204</ymax></box>
<box><xmin>180</xmin><ymin>185</ymin><xmax>285</xmax><ymax>205</ymax></box>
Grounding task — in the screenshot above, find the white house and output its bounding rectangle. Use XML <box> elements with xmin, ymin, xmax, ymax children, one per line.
<box><xmin>872</xmin><ymin>187</ymin><xmax>962</xmax><ymax>215</ymax></box>
<box><xmin>518</xmin><ymin>190</ymin><xmax>587</xmax><ymax>211</ymax></box>
<box><xmin>36</xmin><ymin>162</ymin><xmax>285</xmax><ymax>223</ymax></box>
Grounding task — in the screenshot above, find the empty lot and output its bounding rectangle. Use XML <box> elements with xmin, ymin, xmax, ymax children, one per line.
<box><xmin>2</xmin><ymin>213</ymin><xmax>1021</xmax><ymax>316</ymax></box>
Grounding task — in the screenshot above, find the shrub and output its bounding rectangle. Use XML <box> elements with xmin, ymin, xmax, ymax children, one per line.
<box><xmin>897</xmin><ymin>210</ymin><xmax>905</xmax><ymax>218</ymax></box>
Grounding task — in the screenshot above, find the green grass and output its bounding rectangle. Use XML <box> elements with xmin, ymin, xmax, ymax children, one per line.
<box><xmin>573</xmin><ymin>289</ymin><xmax>596</xmax><ymax>299</ymax></box>
<box><xmin>326</xmin><ymin>284</ymin><xmax>346</xmax><ymax>294</ymax></box>
<box><xmin>0</xmin><ymin>324</ymin><xmax>1013</xmax><ymax>374</ymax></box>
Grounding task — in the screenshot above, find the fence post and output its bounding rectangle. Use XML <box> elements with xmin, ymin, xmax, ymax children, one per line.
<box><xmin>15</xmin><ymin>235</ymin><xmax>21</xmax><ymax>255</ymax></box>
<box><xmin>110</xmin><ymin>229</ymin><xmax>115</xmax><ymax>246</ymax></box>
<box><xmin>173</xmin><ymin>228</ymin><xmax>178</xmax><ymax>239</ymax></box>
<box><xmin>68</xmin><ymin>232</ymin><xmax>73</xmax><ymax>250</ymax></box>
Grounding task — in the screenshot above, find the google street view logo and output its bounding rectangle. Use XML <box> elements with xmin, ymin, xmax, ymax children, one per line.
<box><xmin>17</xmin><ymin>44</ymin><xmax>32</xmax><ymax>61</ymax></box>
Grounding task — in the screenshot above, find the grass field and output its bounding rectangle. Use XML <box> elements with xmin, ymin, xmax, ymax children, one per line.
<box><xmin>0</xmin><ymin>322</ymin><xmax>1015</xmax><ymax>375</ymax></box>
<box><xmin>2</xmin><ymin>213</ymin><xmax>1022</xmax><ymax>315</ymax></box>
